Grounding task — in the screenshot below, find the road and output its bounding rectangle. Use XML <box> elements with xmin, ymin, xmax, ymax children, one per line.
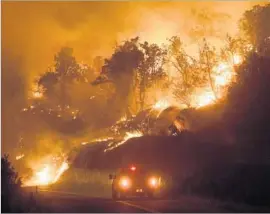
<box><xmin>30</xmin><ymin>190</ymin><xmax>270</xmax><ymax>213</ymax></box>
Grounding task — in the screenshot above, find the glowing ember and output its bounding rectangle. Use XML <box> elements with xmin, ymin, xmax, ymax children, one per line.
<box><xmin>16</xmin><ymin>154</ymin><xmax>25</xmax><ymax>160</ymax></box>
<box><xmin>32</xmin><ymin>91</ymin><xmax>43</xmax><ymax>98</ymax></box>
<box><xmin>94</xmin><ymin>137</ymin><xmax>114</xmax><ymax>142</ymax></box>
<box><xmin>152</xmin><ymin>99</ymin><xmax>170</xmax><ymax>111</ymax></box>
<box><xmin>104</xmin><ymin>131</ymin><xmax>143</xmax><ymax>152</ymax></box>
<box><xmin>233</xmin><ymin>54</ymin><xmax>243</xmax><ymax>65</ymax></box>
<box><xmin>196</xmin><ymin>91</ymin><xmax>216</xmax><ymax>108</ymax></box>
<box><xmin>31</xmin><ymin>84</ymin><xmax>44</xmax><ymax>99</ymax></box>
<box><xmin>213</xmin><ymin>62</ymin><xmax>235</xmax><ymax>87</ymax></box>
<box><xmin>124</xmin><ymin>131</ymin><xmax>143</xmax><ymax>140</ymax></box>
<box><xmin>81</xmin><ymin>142</ymin><xmax>88</xmax><ymax>145</ymax></box>
<box><xmin>117</xmin><ymin>115</ymin><xmax>127</xmax><ymax>123</ymax></box>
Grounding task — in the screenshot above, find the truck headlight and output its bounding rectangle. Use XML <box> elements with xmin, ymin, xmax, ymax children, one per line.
<box><xmin>148</xmin><ymin>177</ymin><xmax>159</xmax><ymax>188</ymax></box>
<box><xmin>119</xmin><ymin>176</ymin><xmax>131</xmax><ymax>189</ymax></box>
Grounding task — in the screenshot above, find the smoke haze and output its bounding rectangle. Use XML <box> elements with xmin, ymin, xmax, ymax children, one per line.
<box><xmin>2</xmin><ymin>1</ymin><xmax>266</xmax><ymax>155</ymax></box>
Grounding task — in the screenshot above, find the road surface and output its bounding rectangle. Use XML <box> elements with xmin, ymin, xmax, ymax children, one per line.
<box><xmin>30</xmin><ymin>190</ymin><xmax>270</xmax><ymax>213</ymax></box>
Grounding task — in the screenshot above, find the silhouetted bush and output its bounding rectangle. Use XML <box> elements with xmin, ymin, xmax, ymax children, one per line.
<box><xmin>181</xmin><ymin>162</ymin><xmax>270</xmax><ymax>207</ymax></box>
<box><xmin>1</xmin><ymin>155</ymin><xmax>24</xmax><ymax>212</ymax></box>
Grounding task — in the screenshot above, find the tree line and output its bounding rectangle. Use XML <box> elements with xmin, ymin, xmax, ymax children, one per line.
<box><xmin>32</xmin><ymin>3</ymin><xmax>270</xmax><ymax>144</ymax></box>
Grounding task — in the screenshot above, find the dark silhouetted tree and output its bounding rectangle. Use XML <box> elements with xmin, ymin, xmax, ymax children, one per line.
<box><xmin>38</xmin><ymin>70</ymin><xmax>58</xmax><ymax>97</ymax></box>
<box><xmin>92</xmin><ymin>37</ymin><xmax>144</xmax><ymax>116</ymax></box>
<box><xmin>239</xmin><ymin>3</ymin><xmax>270</xmax><ymax>56</ymax></box>
<box><xmin>225</xmin><ymin>52</ymin><xmax>270</xmax><ymax>145</ymax></box>
<box><xmin>38</xmin><ymin>47</ymin><xmax>89</xmax><ymax>108</ymax></box>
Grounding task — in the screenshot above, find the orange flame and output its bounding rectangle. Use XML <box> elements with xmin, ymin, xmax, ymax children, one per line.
<box><xmin>23</xmin><ymin>155</ymin><xmax>69</xmax><ymax>187</ymax></box>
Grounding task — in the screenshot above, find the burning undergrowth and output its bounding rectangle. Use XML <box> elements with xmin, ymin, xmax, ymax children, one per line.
<box><xmin>22</xmin><ymin>154</ymin><xmax>69</xmax><ymax>186</ymax></box>
<box><xmin>15</xmin><ymin>101</ymin><xmax>221</xmax><ymax>187</ymax></box>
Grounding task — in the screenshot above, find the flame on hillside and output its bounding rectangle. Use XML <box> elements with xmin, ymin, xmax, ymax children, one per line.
<box><xmin>195</xmin><ymin>91</ymin><xmax>216</xmax><ymax>108</ymax></box>
<box><xmin>104</xmin><ymin>131</ymin><xmax>143</xmax><ymax>152</ymax></box>
<box><xmin>16</xmin><ymin>154</ymin><xmax>25</xmax><ymax>160</ymax></box>
<box><xmin>194</xmin><ymin>53</ymin><xmax>242</xmax><ymax>108</ymax></box>
<box><xmin>31</xmin><ymin>84</ymin><xmax>45</xmax><ymax>99</ymax></box>
<box><xmin>152</xmin><ymin>99</ymin><xmax>171</xmax><ymax>111</ymax></box>
<box><xmin>117</xmin><ymin>115</ymin><xmax>128</xmax><ymax>123</ymax></box>
<box><xmin>160</xmin><ymin>53</ymin><xmax>242</xmax><ymax>110</ymax></box>
<box><xmin>23</xmin><ymin>155</ymin><xmax>69</xmax><ymax>187</ymax></box>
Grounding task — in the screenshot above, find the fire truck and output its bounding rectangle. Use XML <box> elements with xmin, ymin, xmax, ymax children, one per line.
<box><xmin>109</xmin><ymin>165</ymin><xmax>161</xmax><ymax>200</ymax></box>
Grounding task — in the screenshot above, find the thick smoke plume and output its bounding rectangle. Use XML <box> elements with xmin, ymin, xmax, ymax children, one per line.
<box><xmin>2</xmin><ymin>1</ymin><xmax>265</xmax><ymax>156</ymax></box>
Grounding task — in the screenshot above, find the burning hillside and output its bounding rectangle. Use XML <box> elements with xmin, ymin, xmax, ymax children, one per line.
<box><xmin>17</xmin><ymin>153</ymin><xmax>69</xmax><ymax>187</ymax></box>
<box><xmin>15</xmin><ymin>47</ymin><xmax>246</xmax><ymax>186</ymax></box>
<box><xmin>4</xmin><ymin>2</ymin><xmax>269</xmax><ymax>187</ymax></box>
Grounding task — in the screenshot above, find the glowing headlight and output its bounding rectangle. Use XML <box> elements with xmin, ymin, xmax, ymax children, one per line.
<box><xmin>148</xmin><ymin>177</ymin><xmax>158</xmax><ymax>188</ymax></box>
<box><xmin>119</xmin><ymin>177</ymin><xmax>131</xmax><ymax>189</ymax></box>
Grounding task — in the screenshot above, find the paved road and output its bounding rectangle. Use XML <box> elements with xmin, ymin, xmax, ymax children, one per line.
<box><xmin>32</xmin><ymin>190</ymin><xmax>270</xmax><ymax>213</ymax></box>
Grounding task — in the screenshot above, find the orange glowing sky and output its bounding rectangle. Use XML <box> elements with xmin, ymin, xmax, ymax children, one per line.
<box><xmin>2</xmin><ymin>1</ymin><xmax>267</xmax><ymax>86</ymax></box>
<box><xmin>2</xmin><ymin>1</ymin><xmax>268</xmax><ymax>156</ymax></box>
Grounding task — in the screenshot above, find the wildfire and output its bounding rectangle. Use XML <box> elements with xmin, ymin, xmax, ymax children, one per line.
<box><xmin>213</xmin><ymin>62</ymin><xmax>236</xmax><ymax>87</ymax></box>
<box><xmin>124</xmin><ymin>131</ymin><xmax>143</xmax><ymax>140</ymax></box>
<box><xmin>31</xmin><ymin>84</ymin><xmax>44</xmax><ymax>99</ymax></box>
<box><xmin>93</xmin><ymin>137</ymin><xmax>114</xmax><ymax>143</ymax></box>
<box><xmin>16</xmin><ymin>154</ymin><xmax>25</xmax><ymax>160</ymax></box>
<box><xmin>81</xmin><ymin>142</ymin><xmax>88</xmax><ymax>145</ymax></box>
<box><xmin>233</xmin><ymin>54</ymin><xmax>243</xmax><ymax>65</ymax></box>
<box><xmin>151</xmin><ymin>99</ymin><xmax>172</xmax><ymax>118</ymax></box>
<box><xmin>192</xmin><ymin>53</ymin><xmax>243</xmax><ymax>108</ymax></box>
<box><xmin>35</xmin><ymin>165</ymin><xmax>52</xmax><ymax>185</ymax></box>
<box><xmin>53</xmin><ymin>161</ymin><xmax>69</xmax><ymax>183</ymax></box>
<box><xmin>148</xmin><ymin>53</ymin><xmax>243</xmax><ymax>111</ymax></box>
<box><xmin>23</xmin><ymin>155</ymin><xmax>69</xmax><ymax>187</ymax></box>
<box><xmin>117</xmin><ymin>115</ymin><xmax>128</xmax><ymax>123</ymax></box>
<box><xmin>152</xmin><ymin>99</ymin><xmax>170</xmax><ymax>111</ymax></box>
<box><xmin>195</xmin><ymin>91</ymin><xmax>216</xmax><ymax>108</ymax></box>
<box><xmin>104</xmin><ymin>131</ymin><xmax>143</xmax><ymax>152</ymax></box>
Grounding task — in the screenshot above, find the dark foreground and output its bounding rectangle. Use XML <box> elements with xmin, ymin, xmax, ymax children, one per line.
<box><xmin>31</xmin><ymin>190</ymin><xmax>270</xmax><ymax>213</ymax></box>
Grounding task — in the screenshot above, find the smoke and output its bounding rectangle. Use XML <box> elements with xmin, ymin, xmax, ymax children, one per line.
<box><xmin>2</xmin><ymin>1</ymin><xmax>266</xmax><ymax>156</ymax></box>
<box><xmin>2</xmin><ymin>1</ymin><xmax>264</xmax><ymax>81</ymax></box>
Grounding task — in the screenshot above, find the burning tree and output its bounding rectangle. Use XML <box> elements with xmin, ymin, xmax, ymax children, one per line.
<box><xmin>38</xmin><ymin>47</ymin><xmax>89</xmax><ymax>109</ymax></box>
<box><xmin>93</xmin><ymin>37</ymin><xmax>144</xmax><ymax>117</ymax></box>
<box><xmin>136</xmin><ymin>42</ymin><xmax>167</xmax><ymax>111</ymax></box>
<box><xmin>220</xmin><ymin>35</ymin><xmax>248</xmax><ymax>65</ymax></box>
<box><xmin>92</xmin><ymin>37</ymin><xmax>167</xmax><ymax>116</ymax></box>
<box><xmin>168</xmin><ymin>36</ymin><xmax>205</xmax><ymax>108</ymax></box>
<box><xmin>198</xmin><ymin>39</ymin><xmax>219</xmax><ymax>100</ymax></box>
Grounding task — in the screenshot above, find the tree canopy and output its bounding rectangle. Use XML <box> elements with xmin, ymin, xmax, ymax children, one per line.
<box><xmin>239</xmin><ymin>3</ymin><xmax>270</xmax><ymax>56</ymax></box>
